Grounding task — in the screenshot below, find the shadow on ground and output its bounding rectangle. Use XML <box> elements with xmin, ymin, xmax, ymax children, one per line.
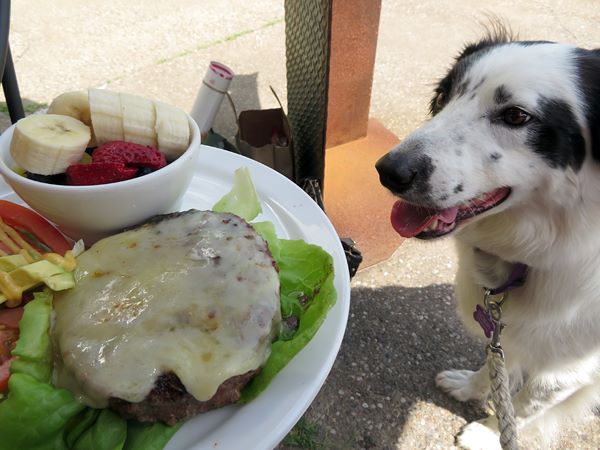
<box><xmin>278</xmin><ymin>283</ymin><xmax>487</xmax><ymax>450</ymax></box>
<box><xmin>212</xmin><ymin>72</ymin><xmax>260</xmax><ymax>141</ymax></box>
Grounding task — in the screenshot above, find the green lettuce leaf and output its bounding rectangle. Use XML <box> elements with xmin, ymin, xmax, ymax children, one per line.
<box><xmin>0</xmin><ymin>373</ymin><xmax>86</xmax><ymax>450</ymax></box>
<box><xmin>240</xmin><ymin>238</ymin><xmax>336</xmax><ymax>402</ymax></box>
<box><xmin>252</xmin><ymin>220</ymin><xmax>281</xmax><ymax>261</ymax></box>
<box><xmin>212</xmin><ymin>167</ymin><xmax>262</xmax><ymax>221</ymax></box>
<box><xmin>73</xmin><ymin>409</ymin><xmax>126</xmax><ymax>450</ymax></box>
<box><xmin>10</xmin><ymin>290</ymin><xmax>53</xmax><ymax>382</ymax></box>
<box><xmin>65</xmin><ymin>409</ymin><xmax>101</xmax><ymax>448</ymax></box>
<box><xmin>0</xmin><ymin>290</ymin><xmax>87</xmax><ymax>450</ymax></box>
<box><xmin>123</xmin><ymin>421</ymin><xmax>183</xmax><ymax>450</ymax></box>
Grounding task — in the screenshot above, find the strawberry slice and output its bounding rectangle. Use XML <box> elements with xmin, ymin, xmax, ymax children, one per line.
<box><xmin>66</xmin><ymin>163</ymin><xmax>138</xmax><ymax>186</ymax></box>
<box><xmin>92</xmin><ymin>141</ymin><xmax>166</xmax><ymax>170</ymax></box>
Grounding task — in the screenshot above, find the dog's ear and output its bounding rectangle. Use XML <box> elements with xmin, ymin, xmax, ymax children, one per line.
<box><xmin>575</xmin><ymin>49</ymin><xmax>600</xmax><ymax>162</ymax></box>
<box><xmin>458</xmin><ymin>19</ymin><xmax>515</xmax><ymax>61</ymax></box>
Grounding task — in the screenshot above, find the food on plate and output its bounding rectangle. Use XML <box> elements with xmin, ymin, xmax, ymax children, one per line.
<box><xmin>153</xmin><ymin>100</ymin><xmax>191</xmax><ymax>160</ymax></box>
<box><xmin>89</xmin><ymin>88</ymin><xmax>189</xmax><ymax>158</ymax></box>
<box><xmin>53</xmin><ymin>210</ymin><xmax>281</xmax><ymax>424</ymax></box>
<box><xmin>119</xmin><ymin>92</ymin><xmax>158</xmax><ymax>147</ymax></box>
<box><xmin>91</xmin><ymin>141</ymin><xmax>167</xmax><ymax>169</ymax></box>
<box><xmin>65</xmin><ymin>141</ymin><xmax>167</xmax><ymax>185</ymax></box>
<box><xmin>0</xmin><ymin>169</ymin><xmax>337</xmax><ymax>450</ymax></box>
<box><xmin>47</xmin><ymin>91</ymin><xmax>92</xmax><ymax>127</ymax></box>
<box><xmin>0</xmin><ymin>199</ymin><xmax>72</xmax><ymax>256</ymax></box>
<box><xmin>0</xmin><ymin>256</ymin><xmax>74</xmax><ymax>306</ymax></box>
<box><xmin>65</xmin><ymin>161</ymin><xmax>138</xmax><ymax>186</ymax></box>
<box><xmin>0</xmin><ymin>200</ymin><xmax>76</xmax><ymax>307</ymax></box>
<box><xmin>10</xmin><ymin>89</ymin><xmax>191</xmax><ymax>186</ymax></box>
<box><xmin>88</xmin><ymin>88</ymin><xmax>125</xmax><ymax>145</ymax></box>
<box><xmin>47</xmin><ymin>90</ymin><xmax>96</xmax><ymax>147</ymax></box>
<box><xmin>10</xmin><ymin>114</ymin><xmax>91</xmax><ymax>176</ymax></box>
<box><xmin>0</xmin><ymin>306</ymin><xmax>22</xmax><ymax>393</ymax></box>
<box><xmin>0</xmin><ymin>201</ymin><xmax>75</xmax><ymax>396</ymax></box>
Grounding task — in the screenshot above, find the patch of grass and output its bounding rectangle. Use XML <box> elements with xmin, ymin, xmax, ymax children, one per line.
<box><xmin>223</xmin><ymin>29</ymin><xmax>253</xmax><ymax>42</ymax></box>
<box><xmin>104</xmin><ymin>17</ymin><xmax>284</xmax><ymax>88</ymax></box>
<box><xmin>0</xmin><ymin>100</ymin><xmax>47</xmax><ymax>115</ymax></box>
<box><xmin>153</xmin><ymin>17</ymin><xmax>284</xmax><ymax>66</ymax></box>
<box><xmin>282</xmin><ymin>418</ymin><xmax>323</xmax><ymax>450</ymax></box>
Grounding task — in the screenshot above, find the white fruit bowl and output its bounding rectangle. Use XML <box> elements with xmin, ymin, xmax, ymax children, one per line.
<box><xmin>0</xmin><ymin>115</ymin><xmax>201</xmax><ymax>243</ymax></box>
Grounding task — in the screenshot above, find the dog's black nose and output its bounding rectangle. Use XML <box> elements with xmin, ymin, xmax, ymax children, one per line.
<box><xmin>376</xmin><ymin>152</ymin><xmax>420</xmax><ymax>194</ymax></box>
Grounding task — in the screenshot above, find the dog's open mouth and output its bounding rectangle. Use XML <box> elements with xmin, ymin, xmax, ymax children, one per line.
<box><xmin>391</xmin><ymin>187</ymin><xmax>511</xmax><ymax>239</ymax></box>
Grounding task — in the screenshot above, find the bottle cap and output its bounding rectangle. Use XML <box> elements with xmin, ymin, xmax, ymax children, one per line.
<box><xmin>203</xmin><ymin>61</ymin><xmax>234</xmax><ymax>93</ymax></box>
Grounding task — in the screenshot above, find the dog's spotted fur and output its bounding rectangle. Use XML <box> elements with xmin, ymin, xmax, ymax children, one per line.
<box><xmin>377</xmin><ymin>31</ymin><xmax>600</xmax><ymax>448</ymax></box>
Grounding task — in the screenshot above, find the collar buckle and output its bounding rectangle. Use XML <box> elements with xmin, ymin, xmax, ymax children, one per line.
<box><xmin>473</xmin><ymin>263</ymin><xmax>528</xmax><ymax>339</ymax></box>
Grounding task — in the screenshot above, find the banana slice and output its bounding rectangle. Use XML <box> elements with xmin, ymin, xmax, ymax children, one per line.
<box><xmin>48</xmin><ymin>91</ymin><xmax>97</xmax><ymax>147</ymax></box>
<box><xmin>153</xmin><ymin>100</ymin><xmax>190</xmax><ymax>160</ymax></box>
<box><xmin>48</xmin><ymin>91</ymin><xmax>91</xmax><ymax>125</ymax></box>
<box><xmin>89</xmin><ymin>88</ymin><xmax>189</xmax><ymax>158</ymax></box>
<box><xmin>120</xmin><ymin>92</ymin><xmax>157</xmax><ymax>147</ymax></box>
<box><xmin>88</xmin><ymin>89</ymin><xmax>124</xmax><ymax>145</ymax></box>
<box><xmin>10</xmin><ymin>114</ymin><xmax>91</xmax><ymax>175</ymax></box>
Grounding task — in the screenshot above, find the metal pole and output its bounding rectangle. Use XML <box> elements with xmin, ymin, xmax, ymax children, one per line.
<box><xmin>285</xmin><ymin>0</ymin><xmax>332</xmax><ymax>185</ymax></box>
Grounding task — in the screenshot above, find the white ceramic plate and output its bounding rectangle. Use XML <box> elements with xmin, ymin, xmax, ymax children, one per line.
<box><xmin>0</xmin><ymin>145</ymin><xmax>351</xmax><ymax>450</ymax></box>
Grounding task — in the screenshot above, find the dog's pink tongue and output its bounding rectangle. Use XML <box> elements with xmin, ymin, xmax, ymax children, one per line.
<box><xmin>391</xmin><ymin>200</ymin><xmax>459</xmax><ymax>237</ymax></box>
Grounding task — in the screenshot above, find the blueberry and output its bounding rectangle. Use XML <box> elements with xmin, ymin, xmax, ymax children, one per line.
<box><xmin>26</xmin><ymin>172</ymin><xmax>66</xmax><ymax>185</ymax></box>
<box><xmin>85</xmin><ymin>147</ymin><xmax>96</xmax><ymax>156</ymax></box>
<box><xmin>137</xmin><ymin>167</ymin><xmax>155</xmax><ymax>177</ymax></box>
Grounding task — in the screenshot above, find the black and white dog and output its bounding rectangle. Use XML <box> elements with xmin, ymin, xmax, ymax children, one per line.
<box><xmin>376</xmin><ymin>30</ymin><xmax>600</xmax><ymax>449</ymax></box>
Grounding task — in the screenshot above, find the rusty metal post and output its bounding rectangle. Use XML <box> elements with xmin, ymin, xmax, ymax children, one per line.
<box><xmin>326</xmin><ymin>0</ymin><xmax>382</xmax><ymax>148</ymax></box>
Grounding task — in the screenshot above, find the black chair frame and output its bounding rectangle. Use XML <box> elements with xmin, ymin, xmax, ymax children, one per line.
<box><xmin>1</xmin><ymin>0</ymin><xmax>24</xmax><ymax>124</ymax></box>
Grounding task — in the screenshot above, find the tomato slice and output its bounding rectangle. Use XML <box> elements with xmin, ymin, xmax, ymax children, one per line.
<box><xmin>0</xmin><ymin>308</ymin><xmax>21</xmax><ymax>392</ymax></box>
<box><xmin>0</xmin><ymin>200</ymin><xmax>71</xmax><ymax>255</ymax></box>
<box><xmin>0</xmin><ymin>327</ymin><xmax>18</xmax><ymax>361</ymax></box>
<box><xmin>0</xmin><ymin>307</ymin><xmax>23</xmax><ymax>329</ymax></box>
<box><xmin>0</xmin><ymin>357</ymin><xmax>12</xmax><ymax>393</ymax></box>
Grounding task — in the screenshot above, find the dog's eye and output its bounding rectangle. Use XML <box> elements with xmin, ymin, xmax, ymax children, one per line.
<box><xmin>434</xmin><ymin>92</ymin><xmax>446</xmax><ymax>109</ymax></box>
<box><xmin>502</xmin><ymin>107</ymin><xmax>531</xmax><ymax>126</ymax></box>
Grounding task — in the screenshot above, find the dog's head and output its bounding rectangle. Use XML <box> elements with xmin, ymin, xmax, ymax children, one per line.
<box><xmin>376</xmin><ymin>34</ymin><xmax>600</xmax><ymax>248</ymax></box>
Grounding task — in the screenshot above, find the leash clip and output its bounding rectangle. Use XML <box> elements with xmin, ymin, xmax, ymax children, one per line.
<box><xmin>483</xmin><ymin>289</ymin><xmax>506</xmax><ymax>321</ymax></box>
<box><xmin>484</xmin><ymin>289</ymin><xmax>506</xmax><ymax>356</ymax></box>
<box><xmin>474</xmin><ymin>289</ymin><xmax>506</xmax><ymax>340</ymax></box>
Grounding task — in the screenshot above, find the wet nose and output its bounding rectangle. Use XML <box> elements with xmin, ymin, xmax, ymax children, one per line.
<box><xmin>376</xmin><ymin>151</ymin><xmax>422</xmax><ymax>194</ymax></box>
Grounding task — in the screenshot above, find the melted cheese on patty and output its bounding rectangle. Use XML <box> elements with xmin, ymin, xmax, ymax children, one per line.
<box><xmin>52</xmin><ymin>210</ymin><xmax>281</xmax><ymax>407</ymax></box>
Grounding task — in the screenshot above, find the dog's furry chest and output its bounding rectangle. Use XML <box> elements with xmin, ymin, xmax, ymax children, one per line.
<box><xmin>453</xmin><ymin>240</ymin><xmax>600</xmax><ymax>374</ymax></box>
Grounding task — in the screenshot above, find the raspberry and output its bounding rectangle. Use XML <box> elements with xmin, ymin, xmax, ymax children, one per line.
<box><xmin>66</xmin><ymin>163</ymin><xmax>138</xmax><ymax>186</ymax></box>
<box><xmin>92</xmin><ymin>141</ymin><xmax>167</xmax><ymax>170</ymax></box>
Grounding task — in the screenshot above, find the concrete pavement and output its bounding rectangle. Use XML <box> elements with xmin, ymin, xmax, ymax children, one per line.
<box><xmin>2</xmin><ymin>0</ymin><xmax>600</xmax><ymax>448</ymax></box>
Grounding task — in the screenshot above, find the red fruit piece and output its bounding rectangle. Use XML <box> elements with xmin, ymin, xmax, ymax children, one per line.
<box><xmin>93</xmin><ymin>141</ymin><xmax>167</xmax><ymax>170</ymax></box>
<box><xmin>66</xmin><ymin>163</ymin><xmax>138</xmax><ymax>186</ymax></box>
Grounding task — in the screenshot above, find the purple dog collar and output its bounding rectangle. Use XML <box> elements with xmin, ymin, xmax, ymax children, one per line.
<box><xmin>487</xmin><ymin>263</ymin><xmax>528</xmax><ymax>296</ymax></box>
<box><xmin>473</xmin><ymin>263</ymin><xmax>528</xmax><ymax>338</ymax></box>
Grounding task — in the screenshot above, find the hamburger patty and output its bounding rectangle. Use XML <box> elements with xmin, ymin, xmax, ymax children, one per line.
<box><xmin>109</xmin><ymin>369</ymin><xmax>260</xmax><ymax>425</ymax></box>
<box><xmin>52</xmin><ymin>210</ymin><xmax>281</xmax><ymax>423</ymax></box>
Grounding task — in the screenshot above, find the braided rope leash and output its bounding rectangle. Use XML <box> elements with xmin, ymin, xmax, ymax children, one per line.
<box><xmin>473</xmin><ymin>264</ymin><xmax>527</xmax><ymax>450</ymax></box>
<box><xmin>488</xmin><ymin>327</ymin><xmax>518</xmax><ymax>450</ymax></box>
<box><xmin>474</xmin><ymin>288</ymin><xmax>520</xmax><ymax>450</ymax></box>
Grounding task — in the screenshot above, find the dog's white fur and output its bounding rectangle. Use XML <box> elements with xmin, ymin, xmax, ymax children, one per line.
<box><xmin>391</xmin><ymin>42</ymin><xmax>600</xmax><ymax>448</ymax></box>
